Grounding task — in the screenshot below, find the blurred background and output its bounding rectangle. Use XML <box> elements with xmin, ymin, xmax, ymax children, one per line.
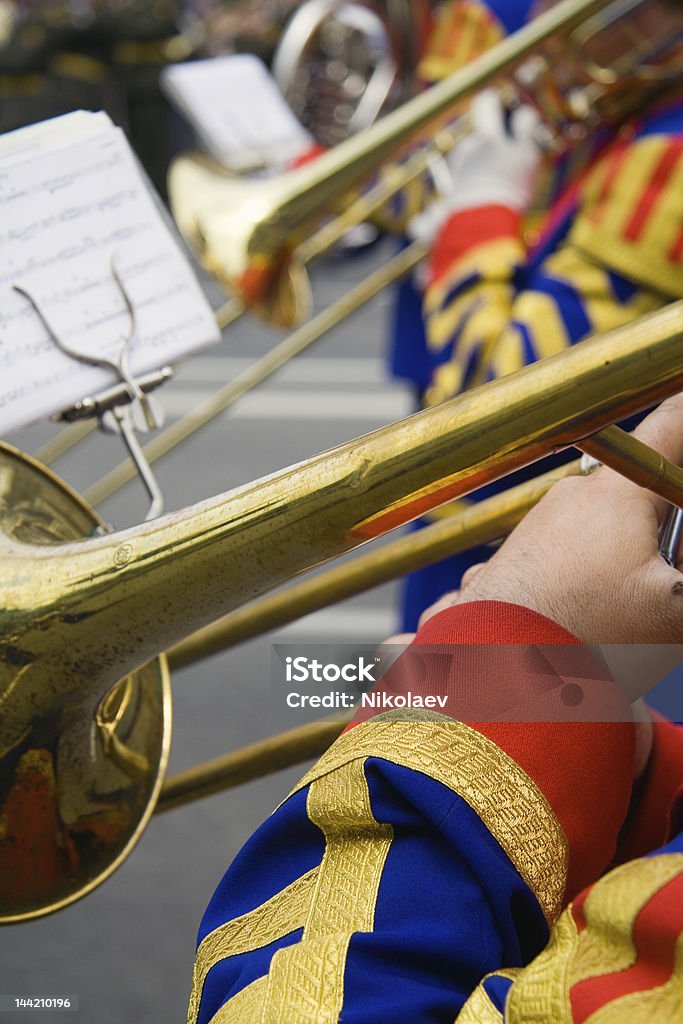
<box><xmin>0</xmin><ymin>0</ymin><xmax>428</xmax><ymax>193</ymax></box>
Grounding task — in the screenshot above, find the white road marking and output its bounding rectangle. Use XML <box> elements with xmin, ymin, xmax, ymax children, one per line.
<box><xmin>174</xmin><ymin>356</ymin><xmax>401</xmax><ymax>387</ymax></box>
<box><xmin>162</xmin><ymin>388</ymin><xmax>412</xmax><ymax>421</ymax></box>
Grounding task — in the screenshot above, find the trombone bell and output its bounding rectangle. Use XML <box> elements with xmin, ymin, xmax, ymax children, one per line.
<box><xmin>0</xmin><ymin>446</ymin><xmax>171</xmax><ymax>924</ymax></box>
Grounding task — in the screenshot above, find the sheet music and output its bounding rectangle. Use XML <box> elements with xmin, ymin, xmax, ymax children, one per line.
<box><xmin>161</xmin><ymin>54</ymin><xmax>313</xmax><ymax>171</ymax></box>
<box><xmin>0</xmin><ymin>112</ymin><xmax>220</xmax><ymax>434</ymax></box>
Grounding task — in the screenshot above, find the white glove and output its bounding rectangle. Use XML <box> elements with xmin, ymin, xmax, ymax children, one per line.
<box><xmin>410</xmin><ymin>90</ymin><xmax>542</xmax><ymax>246</ymax></box>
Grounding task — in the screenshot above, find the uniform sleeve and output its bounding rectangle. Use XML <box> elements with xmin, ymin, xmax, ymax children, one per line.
<box><xmin>422</xmin><ymin>134</ymin><xmax>683</xmax><ymax>403</ymax></box>
<box><xmin>456</xmin><ymin>831</ymin><xmax>683</xmax><ymax>1023</ymax></box>
<box><xmin>616</xmin><ymin>718</ymin><xmax>683</xmax><ymax>864</ymax></box>
<box><xmin>187</xmin><ymin>602</ymin><xmax>638</xmax><ymax>1024</ymax></box>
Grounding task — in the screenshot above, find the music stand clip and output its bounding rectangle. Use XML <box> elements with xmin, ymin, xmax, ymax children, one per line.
<box><xmin>13</xmin><ymin>255</ymin><xmax>173</xmax><ymax>521</ymax></box>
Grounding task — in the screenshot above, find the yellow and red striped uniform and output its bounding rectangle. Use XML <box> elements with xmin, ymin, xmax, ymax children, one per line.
<box><xmin>423</xmin><ymin>108</ymin><xmax>683</xmax><ymax>403</ymax></box>
<box><xmin>458</xmin><ymin>835</ymin><xmax>683</xmax><ymax>1022</ymax></box>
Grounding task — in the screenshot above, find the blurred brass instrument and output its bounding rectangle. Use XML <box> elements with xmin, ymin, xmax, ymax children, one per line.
<box><xmin>3</xmin><ymin>300</ymin><xmax>683</xmax><ymax>923</ymax></box>
<box><xmin>169</xmin><ymin>0</ymin><xmax>659</xmax><ymax>328</ymax></box>
<box><xmin>39</xmin><ymin>0</ymin><xmax>635</xmax><ymax>485</ymax></box>
<box><xmin>271</xmin><ymin>0</ymin><xmax>429</xmax><ymax>146</ymax></box>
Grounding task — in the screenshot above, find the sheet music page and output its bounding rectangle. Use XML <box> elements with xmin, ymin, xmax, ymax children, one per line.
<box><xmin>0</xmin><ymin>110</ymin><xmax>112</xmax><ymax>166</ymax></box>
<box><xmin>0</xmin><ymin>112</ymin><xmax>221</xmax><ymax>434</ymax></box>
<box><xmin>161</xmin><ymin>54</ymin><xmax>312</xmax><ymax>171</ymax></box>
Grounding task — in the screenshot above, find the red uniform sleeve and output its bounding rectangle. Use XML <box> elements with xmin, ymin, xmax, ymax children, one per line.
<box><xmin>617</xmin><ymin>718</ymin><xmax>683</xmax><ymax>863</ymax></box>
<box><xmin>428</xmin><ymin>205</ymin><xmax>522</xmax><ymax>284</ymax></box>
<box><xmin>352</xmin><ymin>600</ymin><xmax>636</xmax><ymax>902</ymax></box>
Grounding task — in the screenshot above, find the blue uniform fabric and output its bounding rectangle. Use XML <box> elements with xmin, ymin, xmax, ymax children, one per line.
<box><xmin>193</xmin><ymin>759</ymin><xmax>548</xmax><ymax>1024</ymax></box>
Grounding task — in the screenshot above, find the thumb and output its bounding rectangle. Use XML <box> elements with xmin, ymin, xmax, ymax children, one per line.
<box><xmin>510</xmin><ymin>103</ymin><xmax>541</xmax><ymax>146</ymax></box>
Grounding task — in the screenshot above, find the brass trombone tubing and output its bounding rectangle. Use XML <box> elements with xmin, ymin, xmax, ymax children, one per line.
<box><xmin>168</xmin><ymin>421</ymin><xmax>683</xmax><ymax>669</ymax></box>
<box><xmin>215</xmin><ymin>297</ymin><xmax>246</xmax><ymax>332</ymax></box>
<box><xmin>576</xmin><ymin>423</ymin><xmax>683</xmax><ymax>501</ymax></box>
<box><xmin>34</xmin><ymin>418</ymin><xmax>93</xmax><ymax>466</ymax></box>
<box><xmin>82</xmin><ymin>241</ymin><xmax>427</xmax><ymax>506</ymax></box>
<box><xmin>295</xmin><ymin>122</ymin><xmax>467</xmax><ymax>267</ymax></box>
<box><xmin>168</xmin><ymin>458</ymin><xmax>584</xmax><ymax>669</ymax></box>
<box><xmin>155</xmin><ymin>718</ymin><xmax>349</xmax><ymax>813</ymax></box>
<box><xmin>162</xmin><ymin>424</ymin><xmax>683</xmax><ymax>806</ymax></box>
<box><xmin>36</xmin><ymin>0</ymin><xmax>605</xmax><ymax>473</ymax></box>
<box><xmin>36</xmin><ymin>0</ymin><xmax>609</xmax><ymax>473</ymax></box>
<box><xmin>7</xmin><ymin>300</ymin><xmax>683</xmax><ymax>718</ymax></box>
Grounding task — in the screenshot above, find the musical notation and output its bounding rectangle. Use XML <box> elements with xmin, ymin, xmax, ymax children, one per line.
<box><xmin>0</xmin><ymin>111</ymin><xmax>220</xmax><ymax>434</ymax></box>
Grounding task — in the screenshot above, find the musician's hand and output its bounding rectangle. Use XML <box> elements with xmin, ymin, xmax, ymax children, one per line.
<box><xmin>431</xmin><ymin>395</ymin><xmax>683</xmax><ymax>707</ymax></box>
<box><xmin>452</xmin><ymin>396</ymin><xmax>683</xmax><ymax>645</ymax></box>
<box><xmin>408</xmin><ymin>90</ymin><xmax>542</xmax><ymax>247</ymax></box>
<box><xmin>443</xmin><ymin>90</ymin><xmax>543</xmax><ymax>212</ymax></box>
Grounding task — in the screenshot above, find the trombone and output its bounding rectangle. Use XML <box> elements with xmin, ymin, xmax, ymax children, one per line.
<box><xmin>2</xmin><ymin>299</ymin><xmax>683</xmax><ymax>923</ymax></box>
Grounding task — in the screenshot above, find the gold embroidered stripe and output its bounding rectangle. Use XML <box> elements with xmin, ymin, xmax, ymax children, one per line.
<box><xmin>418</xmin><ymin>4</ymin><xmax>502</xmax><ymax>82</ymax></box>
<box><xmin>585</xmin><ymin>932</ymin><xmax>683</xmax><ymax>1024</ymax></box>
<box><xmin>262</xmin><ymin>758</ymin><xmax>393</xmax><ymax>1023</ymax></box>
<box><xmin>506</xmin><ymin>853</ymin><xmax>683</xmax><ymax>1023</ymax></box>
<box><xmin>541</xmin><ymin>248</ymin><xmax>661</xmax><ymax>338</ymax></box>
<box><xmin>571</xmin><ymin>853</ymin><xmax>683</xmax><ymax>986</ymax></box>
<box><xmin>506</xmin><ymin>899</ymin><xmax>581</xmax><ymax>1023</ymax></box>
<box><xmin>290</xmin><ymin>717</ymin><xmax>568</xmax><ymax>923</ymax></box>
<box><xmin>455</xmin><ymin>969</ymin><xmax>520</xmax><ymax>1023</ymax></box>
<box><xmin>425</xmin><ymin>238</ymin><xmax>523</xmax><ymax>320</ymax></box>
<box><xmin>572</xmin><ymin>138</ymin><xmax>683</xmax><ymax>298</ymax></box>
<box><xmin>207</xmin><ymin>976</ymin><xmax>268</xmax><ymax>1024</ymax></box>
<box><xmin>187</xmin><ymin>868</ymin><xmax>318</xmax><ymax>1024</ymax></box>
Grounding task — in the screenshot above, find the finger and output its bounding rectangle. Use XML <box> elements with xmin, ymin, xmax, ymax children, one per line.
<box><xmin>375</xmin><ymin>634</ymin><xmax>415</xmax><ymax>676</ymax></box>
<box><xmin>470</xmin><ymin>89</ymin><xmax>505</xmax><ymax>139</ymax></box>
<box><xmin>631</xmin><ymin>699</ymin><xmax>654</xmax><ymax>780</ymax></box>
<box><xmin>628</xmin><ymin>392</ymin><xmax>683</xmax><ymax>518</ymax></box>
<box><xmin>376</xmin><ymin>633</ymin><xmax>415</xmax><ymax>651</ymax></box>
<box><xmin>460</xmin><ymin>561</ymin><xmax>487</xmax><ymax>590</ymax></box>
<box><xmin>510</xmin><ymin>103</ymin><xmax>541</xmax><ymax>144</ymax></box>
<box><xmin>632</xmin><ymin>391</ymin><xmax>683</xmax><ymax>464</ymax></box>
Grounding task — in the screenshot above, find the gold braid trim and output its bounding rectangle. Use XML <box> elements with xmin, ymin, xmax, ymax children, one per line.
<box><xmin>571</xmin><ymin>854</ymin><xmax>683</xmax><ymax>986</ymax></box>
<box><xmin>261</xmin><ymin>757</ymin><xmax>393</xmax><ymax>1023</ymax></box>
<box><xmin>506</xmin><ymin>900</ymin><xmax>580</xmax><ymax>1023</ymax></box>
<box><xmin>455</xmin><ymin>969</ymin><xmax>520</xmax><ymax>1023</ymax></box>
<box><xmin>507</xmin><ymin>853</ymin><xmax>683</xmax><ymax>1023</ymax></box>
<box><xmin>571</xmin><ymin>137</ymin><xmax>683</xmax><ymax>299</ymax></box>
<box><xmin>290</xmin><ymin>717</ymin><xmax>567</xmax><ymax>923</ymax></box>
<box><xmin>207</xmin><ymin>976</ymin><xmax>268</xmax><ymax>1024</ymax></box>
<box><xmin>187</xmin><ymin>868</ymin><xmax>319</xmax><ymax>1024</ymax></box>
